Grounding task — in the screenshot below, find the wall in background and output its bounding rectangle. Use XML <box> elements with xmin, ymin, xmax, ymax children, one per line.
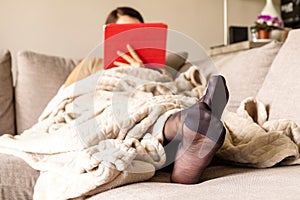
<box><xmin>0</xmin><ymin>0</ymin><xmax>269</xmax><ymax>60</ymax></box>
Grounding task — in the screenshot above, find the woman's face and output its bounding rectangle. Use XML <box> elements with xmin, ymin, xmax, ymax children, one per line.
<box><xmin>115</xmin><ymin>15</ymin><xmax>141</xmax><ymax>24</ymax></box>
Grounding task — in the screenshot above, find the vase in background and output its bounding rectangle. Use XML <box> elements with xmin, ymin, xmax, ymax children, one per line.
<box><xmin>260</xmin><ymin>0</ymin><xmax>283</xmax><ymax>40</ymax></box>
<box><xmin>261</xmin><ymin>0</ymin><xmax>282</xmax><ymax>21</ymax></box>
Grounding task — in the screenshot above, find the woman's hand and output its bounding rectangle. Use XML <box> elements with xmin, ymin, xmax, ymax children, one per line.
<box><xmin>113</xmin><ymin>44</ymin><xmax>144</xmax><ymax>67</ymax></box>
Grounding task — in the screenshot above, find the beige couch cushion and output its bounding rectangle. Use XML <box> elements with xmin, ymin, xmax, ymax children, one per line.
<box><xmin>257</xmin><ymin>29</ymin><xmax>300</xmax><ymax>125</ymax></box>
<box><xmin>0</xmin><ymin>153</ymin><xmax>39</xmax><ymax>200</ymax></box>
<box><xmin>0</xmin><ymin>50</ymin><xmax>15</xmax><ymax>135</ymax></box>
<box><xmin>214</xmin><ymin>41</ymin><xmax>282</xmax><ymax>112</ymax></box>
<box><xmin>165</xmin><ymin>51</ymin><xmax>188</xmax><ymax>71</ymax></box>
<box><xmin>88</xmin><ymin>165</ymin><xmax>300</xmax><ymax>200</ymax></box>
<box><xmin>15</xmin><ymin>51</ymin><xmax>79</xmax><ymax>134</ymax></box>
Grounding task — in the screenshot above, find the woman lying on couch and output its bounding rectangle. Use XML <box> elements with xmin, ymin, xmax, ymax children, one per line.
<box><xmin>64</xmin><ymin>6</ymin><xmax>229</xmax><ymax>184</ymax></box>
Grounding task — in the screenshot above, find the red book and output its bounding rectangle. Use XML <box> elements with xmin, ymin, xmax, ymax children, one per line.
<box><xmin>103</xmin><ymin>23</ymin><xmax>168</xmax><ymax>69</ymax></box>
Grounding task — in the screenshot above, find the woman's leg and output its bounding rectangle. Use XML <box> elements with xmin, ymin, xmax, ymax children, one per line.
<box><xmin>163</xmin><ymin>75</ymin><xmax>229</xmax><ymax>184</ymax></box>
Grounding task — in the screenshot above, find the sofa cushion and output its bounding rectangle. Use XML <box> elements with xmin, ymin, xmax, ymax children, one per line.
<box><xmin>15</xmin><ymin>51</ymin><xmax>80</xmax><ymax>134</ymax></box>
<box><xmin>0</xmin><ymin>153</ymin><xmax>39</xmax><ymax>200</ymax></box>
<box><xmin>88</xmin><ymin>165</ymin><xmax>300</xmax><ymax>200</ymax></box>
<box><xmin>165</xmin><ymin>51</ymin><xmax>188</xmax><ymax>71</ymax></box>
<box><xmin>213</xmin><ymin>41</ymin><xmax>282</xmax><ymax>112</ymax></box>
<box><xmin>257</xmin><ymin>29</ymin><xmax>300</xmax><ymax>125</ymax></box>
<box><xmin>0</xmin><ymin>50</ymin><xmax>15</xmax><ymax>135</ymax></box>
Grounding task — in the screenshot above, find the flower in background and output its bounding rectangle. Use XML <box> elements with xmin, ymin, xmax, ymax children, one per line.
<box><xmin>252</xmin><ymin>14</ymin><xmax>284</xmax><ymax>31</ymax></box>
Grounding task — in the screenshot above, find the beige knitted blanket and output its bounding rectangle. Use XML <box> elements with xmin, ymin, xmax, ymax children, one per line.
<box><xmin>0</xmin><ymin>66</ymin><xmax>206</xmax><ymax>200</ymax></box>
<box><xmin>0</xmin><ymin>66</ymin><xmax>299</xmax><ymax>199</ymax></box>
<box><xmin>219</xmin><ymin>97</ymin><xmax>300</xmax><ymax>168</ymax></box>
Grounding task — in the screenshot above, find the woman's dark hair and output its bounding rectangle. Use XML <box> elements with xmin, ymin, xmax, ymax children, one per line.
<box><xmin>105</xmin><ymin>7</ymin><xmax>144</xmax><ymax>24</ymax></box>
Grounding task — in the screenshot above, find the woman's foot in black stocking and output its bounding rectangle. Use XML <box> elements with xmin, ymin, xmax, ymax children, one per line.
<box><xmin>171</xmin><ymin>113</ymin><xmax>226</xmax><ymax>184</ymax></box>
<box><xmin>163</xmin><ymin>75</ymin><xmax>229</xmax><ymax>184</ymax></box>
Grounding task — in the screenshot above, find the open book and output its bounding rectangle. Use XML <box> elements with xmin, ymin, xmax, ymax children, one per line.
<box><xmin>103</xmin><ymin>23</ymin><xmax>168</xmax><ymax>69</ymax></box>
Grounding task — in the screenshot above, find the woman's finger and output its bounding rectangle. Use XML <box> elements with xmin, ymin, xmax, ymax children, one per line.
<box><xmin>127</xmin><ymin>44</ymin><xmax>143</xmax><ymax>63</ymax></box>
<box><xmin>113</xmin><ymin>61</ymin><xmax>130</xmax><ymax>67</ymax></box>
<box><xmin>117</xmin><ymin>50</ymin><xmax>136</xmax><ymax>64</ymax></box>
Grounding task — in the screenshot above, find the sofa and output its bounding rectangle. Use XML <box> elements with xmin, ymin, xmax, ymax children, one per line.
<box><xmin>1</xmin><ymin>29</ymin><xmax>300</xmax><ymax>200</ymax></box>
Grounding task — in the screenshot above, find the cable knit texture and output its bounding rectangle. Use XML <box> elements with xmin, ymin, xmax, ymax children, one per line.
<box><xmin>0</xmin><ymin>66</ymin><xmax>299</xmax><ymax>199</ymax></box>
<box><xmin>0</xmin><ymin>66</ymin><xmax>205</xmax><ymax>200</ymax></box>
